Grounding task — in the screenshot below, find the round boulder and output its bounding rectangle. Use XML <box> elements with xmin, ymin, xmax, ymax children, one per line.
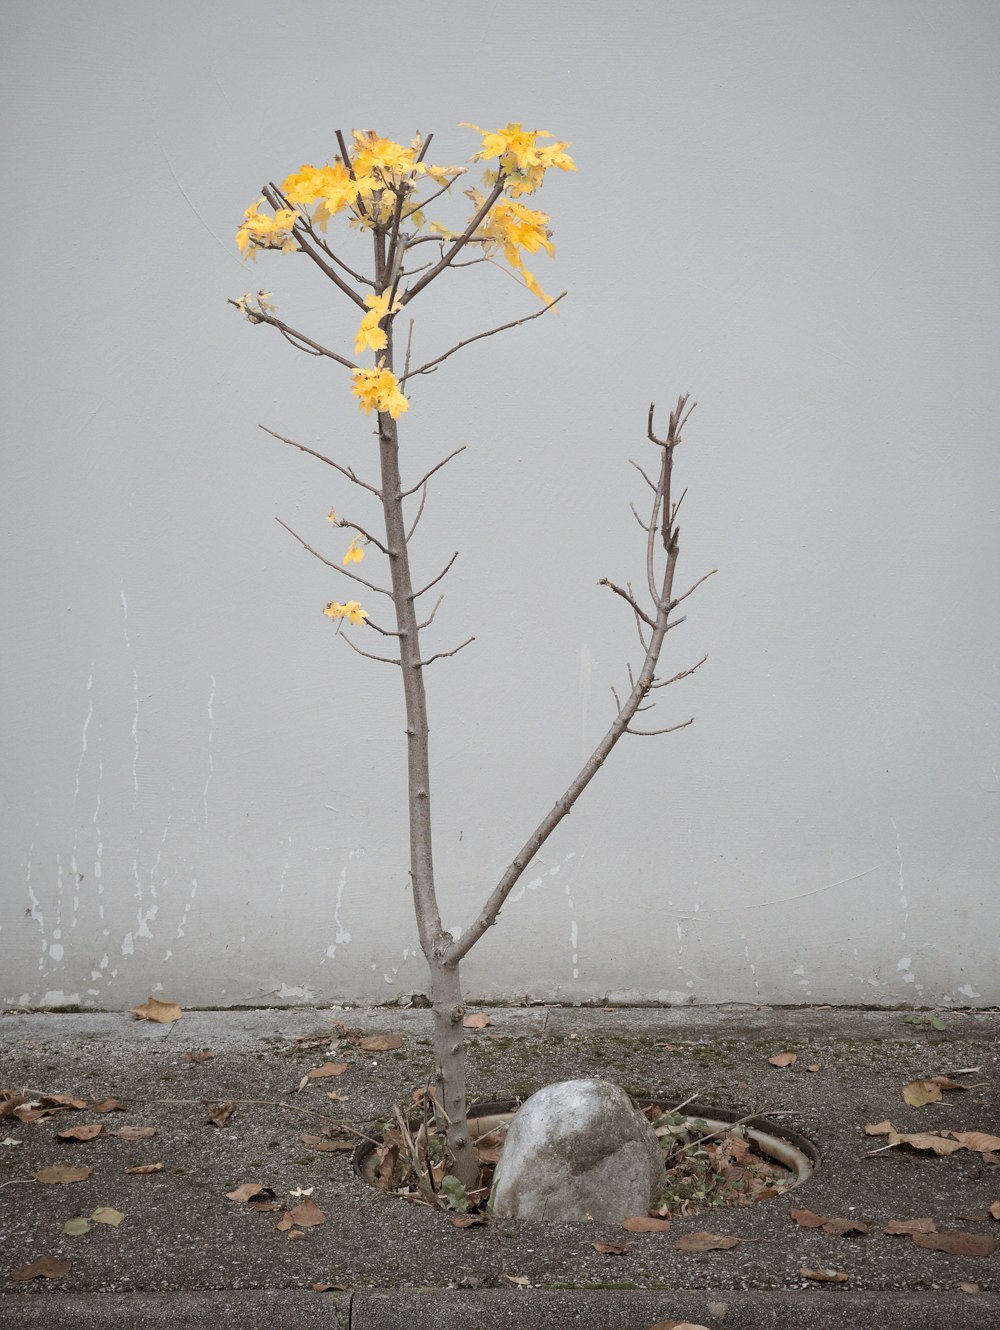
<box><xmin>490</xmin><ymin>1078</ymin><xmax>664</xmax><ymax>1221</ymax></box>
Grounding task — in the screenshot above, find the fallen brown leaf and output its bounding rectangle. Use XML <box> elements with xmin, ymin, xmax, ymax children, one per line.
<box><xmin>40</xmin><ymin>1093</ymin><xmax>88</xmax><ymax>1110</ymax></box>
<box><xmin>903</xmin><ymin>1078</ymin><xmax>943</xmax><ymax>1107</ymax></box>
<box><xmin>111</xmin><ymin>1125</ymin><xmax>157</xmax><ymax>1141</ymax></box>
<box><xmin>89</xmin><ymin>1099</ymin><xmax>125</xmax><ymax>1113</ymax></box>
<box><xmin>0</xmin><ymin>1089</ymin><xmax>29</xmax><ymax>1120</ymax></box>
<box><xmin>622</xmin><ymin>1215</ymin><xmax>672</xmax><ymax>1232</ymax></box>
<box><xmin>768</xmin><ymin>1052</ymin><xmax>797</xmax><ymax>1068</ymax></box>
<box><xmin>449</xmin><ymin>1214</ymin><xmax>487</xmax><ymax>1228</ymax></box>
<box><xmin>884</xmin><ymin>1217</ymin><xmax>937</xmax><ymax>1235</ymax></box>
<box><xmin>299</xmin><ymin>1133</ymin><xmax>353</xmax><ymax>1152</ymax></box>
<box><xmin>463</xmin><ymin>1013</ymin><xmax>490</xmax><ymax>1028</ymax></box>
<box><xmin>358</xmin><ymin>1033</ymin><xmax>404</xmax><ymax>1052</ymax></box>
<box><xmin>990</xmin><ymin>1201</ymin><xmax>1000</xmax><ymax>1221</ymax></box>
<box><xmin>131</xmin><ymin>995</ymin><xmax>182</xmax><ymax>1024</ymax></box>
<box><xmin>91</xmin><ymin>1206</ymin><xmax>125</xmax><ymax>1227</ymax></box>
<box><xmin>310</xmin><ymin>1282</ymin><xmax>349</xmax><ymax>1292</ymax></box>
<box><xmin>206</xmin><ymin>1101</ymin><xmax>236</xmax><ymax>1128</ymax></box>
<box><xmin>956</xmin><ymin>1213</ymin><xmax>988</xmax><ymax>1222</ymax></box>
<box><xmin>10</xmin><ymin>1257</ymin><xmax>71</xmax><ymax>1282</ymax></box>
<box><xmin>307</xmin><ymin>1062</ymin><xmax>349</xmax><ymax>1080</ymax></box>
<box><xmin>674</xmin><ymin>1230</ymin><xmax>746</xmax><ymax>1252</ymax></box>
<box><xmin>911</xmin><ymin>1231</ymin><xmax>997</xmax><ymax>1257</ymax></box>
<box><xmin>806</xmin><ymin>1064</ymin><xmax>821</xmax><ymax>1073</ymax></box>
<box><xmin>124</xmin><ymin>1163</ymin><xmax>163</xmax><ymax>1175</ymax></box>
<box><xmin>592</xmin><ymin>1240</ymin><xmax>631</xmax><ymax>1254</ymax></box>
<box><xmin>800</xmin><ymin>1267</ymin><xmax>848</xmax><ymax>1283</ymax></box>
<box><xmin>35</xmin><ymin>1165</ymin><xmax>91</xmax><ymax>1184</ymax></box>
<box><xmin>185</xmin><ymin>1049</ymin><xmax>215</xmax><ymax>1064</ymax></box>
<box><xmin>864</xmin><ymin>1120</ymin><xmax>895</xmax><ymax>1136</ymax></box>
<box><xmin>225</xmin><ymin>1182</ymin><xmax>275</xmax><ymax>1204</ymax></box>
<box><xmin>248</xmin><ymin>1200</ymin><xmax>285</xmax><ymax>1212</ymax></box>
<box><xmin>949</xmin><ymin>1131</ymin><xmax>1000</xmax><ymax>1153</ymax></box>
<box><xmin>789</xmin><ymin>1207</ymin><xmax>825</xmax><ymax>1228</ymax></box>
<box><xmin>503</xmin><ymin>1274</ymin><xmax>530</xmax><ymax>1286</ymax></box>
<box><xmin>960</xmin><ymin>1281</ymin><xmax>981</xmax><ymax>1294</ymax></box>
<box><xmin>285</xmin><ymin>1197</ymin><xmax>326</xmax><ymax>1228</ymax></box>
<box><xmin>865</xmin><ymin>1124</ymin><xmax>964</xmax><ymax>1156</ymax></box>
<box><xmin>286</xmin><ymin>1226</ymin><xmax>307</xmax><ymax>1240</ymax></box>
<box><xmin>791</xmin><ymin>1208</ymin><xmax>867</xmax><ymax>1236</ymax></box>
<box><xmin>57</xmin><ymin>1123</ymin><xmax>103</xmax><ymax>1142</ymax></box>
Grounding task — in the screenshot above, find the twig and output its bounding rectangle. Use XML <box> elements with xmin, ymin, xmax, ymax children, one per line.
<box><xmin>650</xmin><ymin>655</ymin><xmax>708</xmax><ymax>688</ymax></box>
<box><xmin>259</xmin><ymin>425</ymin><xmax>382</xmax><ymax>496</ymax></box>
<box><xmin>340</xmin><ymin>634</ymin><xmax>401</xmax><ymax>666</ymax></box>
<box><xmin>366</xmin><ymin>618</ymin><xmax>405</xmax><ymax>638</ymax></box>
<box><xmin>629</xmin><ymin>459</ymin><xmax>658</xmax><ymax>492</ymax></box>
<box><xmin>667</xmin><ymin>569</ymin><xmax>717</xmax><ymax>612</ymax></box>
<box><xmin>393</xmin><ymin>1103</ymin><xmax>446</xmax><ymax>1209</ymax></box>
<box><xmin>660</xmin><ymin>1109</ymin><xmax>769</xmax><ymax>1167</ymax></box>
<box><xmin>229</xmin><ymin>300</ymin><xmax>356</xmax><ymax>370</ymax></box>
<box><xmin>626</xmin><ymin>717</ymin><xmax>694</xmax><ymax>737</ymax></box>
<box><xmin>400</xmin><ymin>293</ymin><xmax>566</xmax><ymax>383</ymax></box>
<box><xmin>406</xmin><ymin>483</ymin><xmax>429</xmax><ymax>541</ymax></box>
<box><xmin>275</xmin><ymin>518</ymin><xmax>392</xmax><ymax>597</ymax></box>
<box><xmin>404</xmin><ymin>319</ymin><xmax>415</xmax><ymax>381</ymax></box>
<box><xmin>599</xmin><ymin>578</ymin><xmax>655</xmax><ymax>628</ymax></box>
<box><xmin>629</xmin><ymin>502</ymin><xmax>652</xmax><ymax>532</ymax></box>
<box><xmin>401</xmin><ymin>448</ymin><xmax>467</xmax><ymax>498</ymax></box>
<box><xmin>419</xmin><ymin>636</ymin><xmax>475</xmax><ymax>667</ymax></box>
<box><xmin>331</xmin><ymin>518</ymin><xmax>389</xmax><ymax>556</ymax></box>
<box><xmin>0</xmin><ymin>1179</ymin><xmax>35</xmax><ymax>1190</ymax></box>
<box><xmin>401</xmin><ymin>174</ymin><xmax>507</xmax><ymax>304</ymax></box>
<box><xmin>261</xmin><ymin>185</ymin><xmax>367</xmax><ymax>309</ymax></box>
<box><xmin>412</xmin><ymin>552</ymin><xmax>459</xmax><ymax>599</ymax></box>
<box><xmin>416</xmin><ymin>595</ymin><xmax>444</xmax><ymax>630</ymax></box>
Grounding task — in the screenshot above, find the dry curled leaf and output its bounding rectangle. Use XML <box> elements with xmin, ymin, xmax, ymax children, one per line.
<box><xmin>112</xmin><ymin>1125</ymin><xmax>157</xmax><ymax>1141</ymax></box>
<box><xmin>89</xmin><ymin>1099</ymin><xmax>125</xmax><ymax>1113</ymax></box>
<box><xmin>249</xmin><ymin>1200</ymin><xmax>285</xmax><ymax>1212</ymax></box>
<box><xmin>790</xmin><ymin>1208</ymin><xmax>867</xmax><ymax>1236</ymax></box>
<box><xmin>285</xmin><ymin>1198</ymin><xmax>326</xmax><ymax>1228</ymax></box>
<box><xmin>949</xmin><ymin>1131</ymin><xmax>1000</xmax><ymax>1153</ymax></box>
<box><xmin>310</xmin><ymin>1282</ymin><xmax>349</xmax><ymax>1292</ymax></box>
<box><xmin>225</xmin><ymin>1182</ymin><xmax>275</xmax><ymax>1204</ymax></box>
<box><xmin>960</xmin><ymin>1281</ymin><xmax>981</xmax><ymax>1294</ymax></box>
<box><xmin>449</xmin><ymin>1214</ymin><xmax>487</xmax><ymax>1228</ymax></box>
<box><xmin>622</xmin><ymin>1215</ymin><xmax>672</xmax><ymax>1232</ymax></box>
<box><xmin>91</xmin><ymin>1206</ymin><xmax>124</xmax><ymax>1227</ymax></box>
<box><xmin>10</xmin><ymin>1256</ymin><xmax>71</xmax><ymax>1282</ymax></box>
<box><xmin>806</xmin><ymin>1064</ymin><xmax>821</xmax><ymax>1073</ymax></box>
<box><xmin>185</xmin><ymin>1049</ymin><xmax>215</xmax><ymax>1064</ymax></box>
<box><xmin>800</xmin><ymin>1267</ymin><xmax>848</xmax><ymax>1283</ymax></box>
<box><xmin>307</xmin><ymin>1062</ymin><xmax>349</xmax><ymax>1080</ymax></box>
<box><xmin>911</xmin><ymin>1230</ymin><xmax>997</xmax><ymax>1257</ymax></box>
<box><xmin>124</xmin><ymin>1163</ymin><xmax>163</xmax><ymax>1175</ymax></box>
<box><xmin>790</xmin><ymin>1207</ymin><xmax>825</xmax><ymax>1229</ymax></box>
<box><xmin>41</xmin><ymin>1093</ymin><xmax>88</xmax><ymax>1110</ymax></box>
<box><xmin>358</xmin><ymin>1033</ymin><xmax>404</xmax><ymax>1052</ymax></box>
<box><xmin>674</xmin><ymin>1230</ymin><xmax>746</xmax><ymax>1252</ymax></box>
<box><xmin>504</xmin><ymin>1274</ymin><xmax>530</xmax><ymax>1286</ymax></box>
<box><xmin>131</xmin><ymin>995</ymin><xmax>182</xmax><ymax>1024</ymax></box>
<box><xmin>884</xmin><ymin>1217</ymin><xmax>937</xmax><ymax>1235</ymax></box>
<box><xmin>592</xmin><ymin>1240</ymin><xmax>631</xmax><ymax>1254</ymax></box>
<box><xmin>864</xmin><ymin>1123</ymin><xmax>964</xmax><ymax>1156</ymax></box>
<box><xmin>864</xmin><ymin>1120</ymin><xmax>895</xmax><ymax>1136</ymax></box>
<box><xmin>768</xmin><ymin>1052</ymin><xmax>797</xmax><ymax>1068</ymax></box>
<box><xmin>299</xmin><ymin>1133</ymin><xmax>353</xmax><ymax>1152</ymax></box>
<box><xmin>463</xmin><ymin>1013</ymin><xmax>490</xmax><ymax>1028</ymax></box>
<box><xmin>35</xmin><ymin>1165</ymin><xmax>91</xmax><ymax>1185</ymax></box>
<box><xmin>206</xmin><ymin>1101</ymin><xmax>236</xmax><ymax>1128</ymax></box>
<box><xmin>57</xmin><ymin>1123</ymin><xmax>103</xmax><ymax>1142</ymax></box>
<box><xmin>903</xmin><ymin>1079</ymin><xmax>944</xmax><ymax>1107</ymax></box>
<box><xmin>63</xmin><ymin>1217</ymin><xmax>92</xmax><ymax>1236</ymax></box>
<box><xmin>990</xmin><ymin>1201</ymin><xmax>1000</xmax><ymax>1221</ymax></box>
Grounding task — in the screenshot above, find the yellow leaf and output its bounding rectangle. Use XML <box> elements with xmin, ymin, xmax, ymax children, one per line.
<box><xmin>350</xmin><ymin>366</ymin><xmax>409</xmax><ymax>419</ymax></box>
<box><xmin>323</xmin><ymin>600</ymin><xmax>367</xmax><ymax>627</ymax></box>
<box><xmin>343</xmin><ymin>536</ymin><xmax>365</xmax><ymax>565</ymax></box>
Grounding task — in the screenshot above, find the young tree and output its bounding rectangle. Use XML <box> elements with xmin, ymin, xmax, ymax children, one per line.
<box><xmin>231</xmin><ymin>125</ymin><xmax>710</xmax><ymax>1191</ymax></box>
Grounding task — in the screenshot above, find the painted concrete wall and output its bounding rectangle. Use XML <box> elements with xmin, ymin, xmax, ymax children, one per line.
<box><xmin>3</xmin><ymin>1</ymin><xmax>997</xmax><ymax>1011</ymax></box>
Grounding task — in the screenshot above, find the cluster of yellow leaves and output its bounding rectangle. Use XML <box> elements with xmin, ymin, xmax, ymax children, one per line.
<box><xmin>473</xmin><ymin>194</ymin><xmax>557</xmax><ymax>303</ymax></box>
<box><xmin>463</xmin><ymin>121</ymin><xmax>575</xmax><ymax>197</ymax></box>
<box><xmin>351</xmin><ymin>366</ymin><xmax>409</xmax><ymax>419</ymax></box>
<box><xmin>323</xmin><ymin>600</ymin><xmax>367</xmax><ymax>626</ymax></box>
<box><xmin>355</xmin><ymin>290</ymin><xmax>403</xmax><ymax>356</ymax></box>
<box><xmin>236</xmin><ymin>199</ymin><xmax>299</xmax><ymax>260</ymax></box>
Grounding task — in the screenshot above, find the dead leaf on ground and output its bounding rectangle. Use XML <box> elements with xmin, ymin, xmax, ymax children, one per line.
<box><xmin>326</xmin><ymin>1090</ymin><xmax>348</xmax><ymax>1102</ymax></box>
<box><xmin>2</xmin><ymin>1136</ymin><xmax>22</xmax><ymax>1146</ymax></box>
<box><xmin>285</xmin><ymin>1197</ymin><xmax>326</xmax><ymax>1228</ymax></box>
<box><xmin>0</xmin><ymin>1089</ymin><xmax>29</xmax><ymax>1120</ymax></box>
<box><xmin>911</xmin><ymin>1230</ymin><xmax>997</xmax><ymax>1257</ymax></box>
<box><xmin>768</xmin><ymin>1052</ymin><xmax>797</xmax><ymax>1068</ymax></box>
<box><xmin>960</xmin><ymin>1281</ymin><xmax>981</xmax><ymax>1294</ymax></box>
<box><xmin>310</xmin><ymin>1282</ymin><xmax>349</xmax><ymax>1292</ymax></box>
<box><xmin>956</xmin><ymin>1213</ymin><xmax>988</xmax><ymax>1222</ymax></box>
<box><xmin>674</xmin><ymin>1230</ymin><xmax>747</xmax><ymax>1252</ymax></box>
<box><xmin>449</xmin><ymin>1214</ymin><xmax>487</xmax><ymax>1228</ymax></box>
<box><xmin>131</xmin><ymin>995</ymin><xmax>182</xmax><ymax>1024</ymax></box>
<box><xmin>299</xmin><ymin>1133</ymin><xmax>353</xmax><ymax>1152</ymax></box>
<box><xmin>91</xmin><ymin>1207</ymin><xmax>124</xmax><ymax>1227</ymax></box>
<box><xmin>249</xmin><ymin>1200</ymin><xmax>284</xmax><ymax>1212</ymax></box>
<box><xmin>503</xmin><ymin>1274</ymin><xmax>530</xmax><ymax>1286</ymax></box>
<box><xmin>10</xmin><ymin>1257</ymin><xmax>71</xmax><ymax>1282</ymax></box>
<box><xmin>63</xmin><ymin>1217</ymin><xmax>92</xmax><ymax>1236</ymax></box>
<box><xmin>864</xmin><ymin>1120</ymin><xmax>895</xmax><ymax>1136</ymax></box>
<box><xmin>623</xmin><ymin>1215</ymin><xmax>672</xmax><ymax>1232</ymax></box>
<box><xmin>57</xmin><ymin>1123</ymin><xmax>103</xmax><ymax>1142</ymax></box>
<box><xmin>225</xmin><ymin>1182</ymin><xmax>276</xmax><ymax>1204</ymax></box>
<box><xmin>124</xmin><ymin>1163</ymin><xmax>163</xmax><ymax>1175</ymax></box>
<box><xmin>307</xmin><ymin>1062</ymin><xmax>349</xmax><ymax>1080</ymax></box>
<box><xmin>884</xmin><ymin>1217</ymin><xmax>936</xmax><ymax>1235</ymax></box>
<box><xmin>463</xmin><ymin>1013</ymin><xmax>490</xmax><ymax>1028</ymax></box>
<box><xmin>903</xmin><ymin>1079</ymin><xmax>945</xmax><ymax>1107</ymax></box>
<box><xmin>40</xmin><ymin>1093</ymin><xmax>88</xmax><ymax>1110</ymax></box>
<box><xmin>949</xmin><ymin>1131</ymin><xmax>1000</xmax><ymax>1153</ymax></box>
<box><xmin>112</xmin><ymin>1125</ymin><xmax>157</xmax><ymax>1141</ymax></box>
<box><xmin>206</xmin><ymin>1101</ymin><xmax>236</xmax><ymax>1128</ymax></box>
<box><xmin>791</xmin><ymin>1208</ymin><xmax>868</xmax><ymax>1236</ymax></box>
<box><xmin>592</xmin><ymin>1240</ymin><xmax>631</xmax><ymax>1254</ymax></box>
<box><xmin>647</xmin><ymin>1323</ymin><xmax>713</xmax><ymax>1330</ymax></box>
<box><xmin>185</xmin><ymin>1049</ymin><xmax>215</xmax><ymax>1064</ymax></box>
<box><xmin>800</xmin><ymin>1267</ymin><xmax>849</xmax><ymax>1283</ymax></box>
<box><xmin>863</xmin><ymin>1123</ymin><xmax>963</xmax><ymax>1156</ymax></box>
<box><xmin>89</xmin><ymin>1099</ymin><xmax>125</xmax><ymax>1113</ymax></box>
<box><xmin>35</xmin><ymin>1165</ymin><xmax>91</xmax><ymax>1185</ymax></box>
<box><xmin>358</xmin><ymin>1033</ymin><xmax>404</xmax><ymax>1053</ymax></box>
<box><xmin>990</xmin><ymin>1201</ymin><xmax>1000</xmax><ymax>1221</ymax></box>
<box><xmin>806</xmin><ymin>1064</ymin><xmax>821</xmax><ymax>1073</ymax></box>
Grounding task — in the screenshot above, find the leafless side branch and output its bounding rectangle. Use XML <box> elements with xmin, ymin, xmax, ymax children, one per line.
<box><xmin>400</xmin><ymin>293</ymin><xmax>566</xmax><ymax>383</ymax></box>
<box><xmin>626</xmin><ymin>717</ymin><xmax>695</xmax><ymax>737</ymax></box>
<box><xmin>401</xmin><ymin>448</ymin><xmax>467</xmax><ymax>499</ymax></box>
<box><xmin>340</xmin><ymin>634</ymin><xmax>401</xmax><ymax>666</ymax></box>
<box><xmin>274</xmin><ymin>518</ymin><xmax>392</xmax><ymax>597</ymax></box>
<box><xmin>400</xmin><ymin>175</ymin><xmax>507</xmax><ymax>304</ymax></box>
<box><xmin>230</xmin><ymin>301</ymin><xmax>356</xmax><ymax>370</ymax></box>
<box><xmin>258</xmin><ymin>426</ymin><xmax>381</xmax><ymax>496</ymax></box>
<box><xmin>599</xmin><ymin>578</ymin><xmax>656</xmax><ymax>628</ymax></box>
<box><xmin>419</xmin><ymin>636</ymin><xmax>475</xmax><ymax>667</ymax></box>
<box><xmin>412</xmin><ymin>552</ymin><xmax>459</xmax><ymax>600</ymax></box>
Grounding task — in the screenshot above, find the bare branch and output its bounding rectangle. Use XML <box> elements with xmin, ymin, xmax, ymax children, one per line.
<box><xmin>626</xmin><ymin>717</ymin><xmax>695</xmax><ymax>737</ymax></box>
<box><xmin>629</xmin><ymin>502</ymin><xmax>652</xmax><ymax>533</ymax></box>
<box><xmin>365</xmin><ymin>617</ymin><xmax>405</xmax><ymax>638</ymax></box>
<box><xmin>334</xmin><ymin>130</ymin><xmax>369</xmax><ymax>222</ymax></box>
<box><xmin>416</xmin><ymin>594</ymin><xmax>444</xmax><ymax>630</ymax></box>
<box><xmin>406</xmin><ymin>483</ymin><xmax>429</xmax><ymax>541</ymax></box>
<box><xmin>610</xmin><ymin>684</ymin><xmax>622</xmax><ymax>711</ymax></box>
<box><xmin>331</xmin><ymin>518</ymin><xmax>389</xmax><ymax>556</ymax></box>
<box><xmin>340</xmin><ymin>633</ymin><xmax>401</xmax><ymax>666</ymax></box>
<box><xmin>229</xmin><ymin>300</ymin><xmax>356</xmax><ymax>370</ymax></box>
<box><xmin>400</xmin><ymin>174</ymin><xmax>506</xmax><ymax>305</ymax></box>
<box><xmin>412</xmin><ymin>551</ymin><xmax>459</xmax><ymax>599</ymax></box>
<box><xmin>403</xmin><ymin>169</ymin><xmax>464</xmax><ymax>219</ymax></box>
<box><xmin>259</xmin><ymin>426</ymin><xmax>382</xmax><ymax>496</ymax></box>
<box><xmin>629</xmin><ymin>458</ymin><xmax>658</xmax><ymax>492</ymax></box>
<box><xmin>262</xmin><ymin>184</ymin><xmax>368</xmax><ymax>309</ymax></box>
<box><xmin>598</xmin><ymin>578</ymin><xmax>655</xmax><ymax>628</ymax></box>
<box><xmin>667</xmin><ymin>569</ymin><xmax>717</xmax><ymax>612</ymax></box>
<box><xmin>274</xmin><ymin>518</ymin><xmax>392</xmax><ymax>597</ymax></box>
<box><xmin>650</xmin><ymin>654</ymin><xmax>709</xmax><ymax>688</ymax></box>
<box><xmin>403</xmin><ymin>319</ymin><xmax>416</xmax><ymax>380</ymax></box>
<box><xmin>419</xmin><ymin>636</ymin><xmax>475</xmax><ymax>667</ymax></box>
<box><xmin>400</xmin><ymin>293</ymin><xmax>566</xmax><ymax>383</ymax></box>
<box><xmin>400</xmin><ymin>447</ymin><xmax>467</xmax><ymax>498</ymax></box>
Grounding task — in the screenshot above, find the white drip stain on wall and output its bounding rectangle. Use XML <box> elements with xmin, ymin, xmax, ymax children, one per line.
<box><xmin>324</xmin><ymin>849</ymin><xmax>361</xmax><ymax>962</ymax></box>
<box><xmin>507</xmin><ymin>850</ymin><xmax>576</xmax><ymax>905</ymax></box>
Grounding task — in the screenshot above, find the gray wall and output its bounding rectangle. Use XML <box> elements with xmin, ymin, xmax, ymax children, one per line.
<box><xmin>3</xmin><ymin>1</ymin><xmax>997</xmax><ymax>1010</ymax></box>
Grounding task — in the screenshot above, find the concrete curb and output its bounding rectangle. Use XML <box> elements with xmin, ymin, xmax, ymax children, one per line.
<box><xmin>4</xmin><ymin>1287</ymin><xmax>998</xmax><ymax>1330</ymax></box>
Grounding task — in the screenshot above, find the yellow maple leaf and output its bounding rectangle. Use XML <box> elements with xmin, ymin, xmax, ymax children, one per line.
<box><xmin>323</xmin><ymin>600</ymin><xmax>367</xmax><ymax>626</ymax></box>
<box><xmin>350</xmin><ymin>367</ymin><xmax>409</xmax><ymax>420</ymax></box>
<box><xmin>236</xmin><ymin>198</ymin><xmax>299</xmax><ymax>259</ymax></box>
<box><xmin>462</xmin><ymin>121</ymin><xmax>575</xmax><ymax>196</ymax></box>
<box><xmin>354</xmin><ymin>290</ymin><xmax>403</xmax><ymax>356</ymax></box>
<box><xmin>342</xmin><ymin>535</ymin><xmax>365</xmax><ymax>565</ymax></box>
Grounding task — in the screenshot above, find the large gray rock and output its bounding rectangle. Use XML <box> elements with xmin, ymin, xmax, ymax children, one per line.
<box><xmin>490</xmin><ymin>1078</ymin><xmax>664</xmax><ymax>1221</ymax></box>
